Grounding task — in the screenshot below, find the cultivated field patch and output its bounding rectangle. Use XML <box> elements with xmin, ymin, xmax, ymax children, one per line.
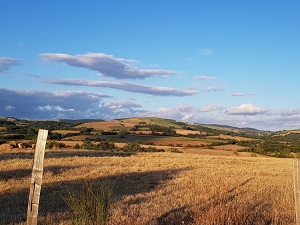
<box><xmin>52</xmin><ymin>130</ymin><xmax>80</xmax><ymax>134</ymax></box>
<box><xmin>76</xmin><ymin>120</ymin><xmax>134</xmax><ymax>131</ymax></box>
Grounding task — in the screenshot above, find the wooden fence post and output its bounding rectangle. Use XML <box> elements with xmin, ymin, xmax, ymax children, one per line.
<box><xmin>294</xmin><ymin>158</ymin><xmax>300</xmax><ymax>225</ymax></box>
<box><xmin>26</xmin><ymin>129</ymin><xmax>48</xmax><ymax>225</ymax></box>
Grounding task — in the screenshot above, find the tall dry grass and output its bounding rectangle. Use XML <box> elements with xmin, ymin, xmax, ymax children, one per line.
<box><xmin>0</xmin><ymin>149</ymin><xmax>295</xmax><ymax>224</ymax></box>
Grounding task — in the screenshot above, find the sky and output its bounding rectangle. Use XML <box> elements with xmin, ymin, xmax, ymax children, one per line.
<box><xmin>1</xmin><ymin>0</ymin><xmax>300</xmax><ymax>131</ymax></box>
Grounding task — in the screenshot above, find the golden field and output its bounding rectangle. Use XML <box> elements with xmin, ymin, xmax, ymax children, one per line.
<box><xmin>0</xmin><ymin>149</ymin><xmax>295</xmax><ymax>225</ymax></box>
<box><xmin>75</xmin><ymin>117</ymin><xmax>183</xmax><ymax>131</ymax></box>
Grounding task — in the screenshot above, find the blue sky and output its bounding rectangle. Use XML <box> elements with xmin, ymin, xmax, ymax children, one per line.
<box><xmin>1</xmin><ymin>0</ymin><xmax>300</xmax><ymax>131</ymax></box>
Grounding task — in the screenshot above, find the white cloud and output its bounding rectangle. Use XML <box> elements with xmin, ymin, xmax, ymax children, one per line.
<box><xmin>227</xmin><ymin>103</ymin><xmax>267</xmax><ymax>115</ymax></box>
<box><xmin>236</xmin><ymin>121</ymin><xmax>249</xmax><ymax>127</ymax></box>
<box><xmin>37</xmin><ymin>105</ymin><xmax>75</xmax><ymax>112</ymax></box>
<box><xmin>141</xmin><ymin>104</ymin><xmax>223</xmax><ymax>122</ymax></box>
<box><xmin>45</xmin><ymin>78</ymin><xmax>199</xmax><ymax>96</ymax></box>
<box><xmin>0</xmin><ymin>57</ymin><xmax>21</xmax><ymax>73</ymax></box>
<box><xmin>40</xmin><ymin>52</ymin><xmax>176</xmax><ymax>79</ymax></box>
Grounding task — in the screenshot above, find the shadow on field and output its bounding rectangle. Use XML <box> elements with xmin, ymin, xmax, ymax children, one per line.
<box><xmin>0</xmin><ymin>167</ymin><xmax>190</xmax><ymax>225</ymax></box>
<box><xmin>0</xmin><ymin>165</ymin><xmax>78</xmax><ymax>181</ymax></box>
<box><xmin>0</xmin><ymin>150</ymin><xmax>34</xmax><ymax>160</ymax></box>
<box><xmin>149</xmin><ymin>206</ymin><xmax>193</xmax><ymax>225</ymax></box>
<box><xmin>0</xmin><ymin>149</ymin><xmax>135</xmax><ymax>160</ymax></box>
<box><xmin>46</xmin><ymin>150</ymin><xmax>135</xmax><ymax>158</ymax></box>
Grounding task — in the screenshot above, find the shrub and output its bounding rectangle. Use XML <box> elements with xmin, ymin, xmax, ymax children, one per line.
<box><xmin>170</xmin><ymin>148</ymin><xmax>183</xmax><ymax>153</ymax></box>
<box><xmin>0</xmin><ymin>139</ymin><xmax>6</xmax><ymax>145</ymax></box>
<box><xmin>46</xmin><ymin>141</ymin><xmax>66</xmax><ymax>149</ymax></box>
<box><xmin>143</xmin><ymin>146</ymin><xmax>165</xmax><ymax>152</ymax></box>
<box><xmin>74</xmin><ymin>143</ymin><xmax>80</xmax><ymax>149</ymax></box>
<box><xmin>64</xmin><ymin>181</ymin><xmax>114</xmax><ymax>225</ymax></box>
<box><xmin>122</xmin><ymin>142</ymin><xmax>143</xmax><ymax>152</ymax></box>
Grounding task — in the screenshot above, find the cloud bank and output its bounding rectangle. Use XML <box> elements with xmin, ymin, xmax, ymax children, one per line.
<box><xmin>2</xmin><ymin>87</ymin><xmax>300</xmax><ymax>131</ymax></box>
<box><xmin>0</xmin><ymin>88</ymin><xmax>111</xmax><ymax>119</ymax></box>
<box><xmin>40</xmin><ymin>53</ymin><xmax>176</xmax><ymax>79</ymax></box>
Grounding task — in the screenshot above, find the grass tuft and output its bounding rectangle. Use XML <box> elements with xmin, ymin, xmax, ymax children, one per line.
<box><xmin>64</xmin><ymin>181</ymin><xmax>114</xmax><ymax>225</ymax></box>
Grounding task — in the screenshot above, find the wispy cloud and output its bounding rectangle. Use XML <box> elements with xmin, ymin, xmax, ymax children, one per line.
<box><xmin>44</xmin><ymin>78</ymin><xmax>199</xmax><ymax>96</ymax></box>
<box><xmin>40</xmin><ymin>52</ymin><xmax>176</xmax><ymax>79</ymax></box>
<box><xmin>203</xmin><ymin>86</ymin><xmax>224</xmax><ymax>92</ymax></box>
<box><xmin>283</xmin><ymin>122</ymin><xmax>300</xmax><ymax>127</ymax></box>
<box><xmin>194</xmin><ymin>75</ymin><xmax>218</xmax><ymax>80</ymax></box>
<box><xmin>106</xmin><ymin>100</ymin><xmax>142</xmax><ymax>109</ymax></box>
<box><xmin>199</xmin><ymin>105</ymin><xmax>224</xmax><ymax>112</ymax></box>
<box><xmin>198</xmin><ymin>49</ymin><xmax>215</xmax><ymax>56</ymax></box>
<box><xmin>231</xmin><ymin>92</ymin><xmax>257</xmax><ymax>96</ymax></box>
<box><xmin>227</xmin><ymin>103</ymin><xmax>267</xmax><ymax>115</ymax></box>
<box><xmin>280</xmin><ymin>109</ymin><xmax>300</xmax><ymax>116</ymax></box>
<box><xmin>0</xmin><ymin>57</ymin><xmax>21</xmax><ymax>73</ymax></box>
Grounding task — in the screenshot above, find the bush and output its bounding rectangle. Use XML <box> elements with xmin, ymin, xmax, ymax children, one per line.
<box><xmin>0</xmin><ymin>139</ymin><xmax>6</xmax><ymax>145</ymax></box>
<box><xmin>170</xmin><ymin>148</ymin><xmax>183</xmax><ymax>153</ymax></box>
<box><xmin>46</xmin><ymin>141</ymin><xmax>66</xmax><ymax>149</ymax></box>
<box><xmin>74</xmin><ymin>143</ymin><xmax>80</xmax><ymax>149</ymax></box>
<box><xmin>143</xmin><ymin>146</ymin><xmax>165</xmax><ymax>152</ymax></box>
<box><xmin>122</xmin><ymin>142</ymin><xmax>143</xmax><ymax>152</ymax></box>
<box><xmin>64</xmin><ymin>181</ymin><xmax>114</xmax><ymax>225</ymax></box>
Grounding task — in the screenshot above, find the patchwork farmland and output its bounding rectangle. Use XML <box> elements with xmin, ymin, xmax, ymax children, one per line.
<box><xmin>0</xmin><ymin>117</ymin><xmax>299</xmax><ymax>224</ymax></box>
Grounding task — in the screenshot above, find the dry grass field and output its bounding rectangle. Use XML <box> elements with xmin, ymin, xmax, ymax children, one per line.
<box><xmin>76</xmin><ymin>117</ymin><xmax>183</xmax><ymax>131</ymax></box>
<box><xmin>278</xmin><ymin>130</ymin><xmax>300</xmax><ymax>136</ymax></box>
<box><xmin>174</xmin><ymin>129</ymin><xmax>202</xmax><ymax>135</ymax></box>
<box><xmin>76</xmin><ymin>120</ymin><xmax>134</xmax><ymax>131</ymax></box>
<box><xmin>52</xmin><ymin>130</ymin><xmax>80</xmax><ymax>135</ymax></box>
<box><xmin>212</xmin><ymin>144</ymin><xmax>247</xmax><ymax>151</ymax></box>
<box><xmin>209</xmin><ymin>134</ymin><xmax>254</xmax><ymax>141</ymax></box>
<box><xmin>0</xmin><ymin>149</ymin><xmax>295</xmax><ymax>225</ymax></box>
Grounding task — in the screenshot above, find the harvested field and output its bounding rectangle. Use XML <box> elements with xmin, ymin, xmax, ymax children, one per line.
<box><xmin>0</xmin><ymin>149</ymin><xmax>295</xmax><ymax>224</ymax></box>
<box><xmin>209</xmin><ymin>134</ymin><xmax>254</xmax><ymax>141</ymax></box>
<box><xmin>76</xmin><ymin>117</ymin><xmax>183</xmax><ymax>131</ymax></box>
<box><xmin>52</xmin><ymin>130</ymin><xmax>80</xmax><ymax>134</ymax></box>
<box><xmin>212</xmin><ymin>144</ymin><xmax>248</xmax><ymax>151</ymax></box>
<box><xmin>175</xmin><ymin>129</ymin><xmax>202</xmax><ymax>135</ymax></box>
<box><xmin>278</xmin><ymin>130</ymin><xmax>300</xmax><ymax>136</ymax></box>
<box><xmin>76</xmin><ymin>120</ymin><xmax>135</xmax><ymax>131</ymax></box>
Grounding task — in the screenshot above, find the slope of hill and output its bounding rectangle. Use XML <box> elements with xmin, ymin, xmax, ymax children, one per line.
<box><xmin>1</xmin><ymin>116</ymin><xmax>300</xmax><ymax>158</ymax></box>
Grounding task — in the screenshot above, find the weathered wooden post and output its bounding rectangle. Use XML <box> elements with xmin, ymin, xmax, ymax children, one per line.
<box><xmin>294</xmin><ymin>158</ymin><xmax>300</xmax><ymax>225</ymax></box>
<box><xmin>26</xmin><ymin>129</ymin><xmax>48</xmax><ymax>225</ymax></box>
